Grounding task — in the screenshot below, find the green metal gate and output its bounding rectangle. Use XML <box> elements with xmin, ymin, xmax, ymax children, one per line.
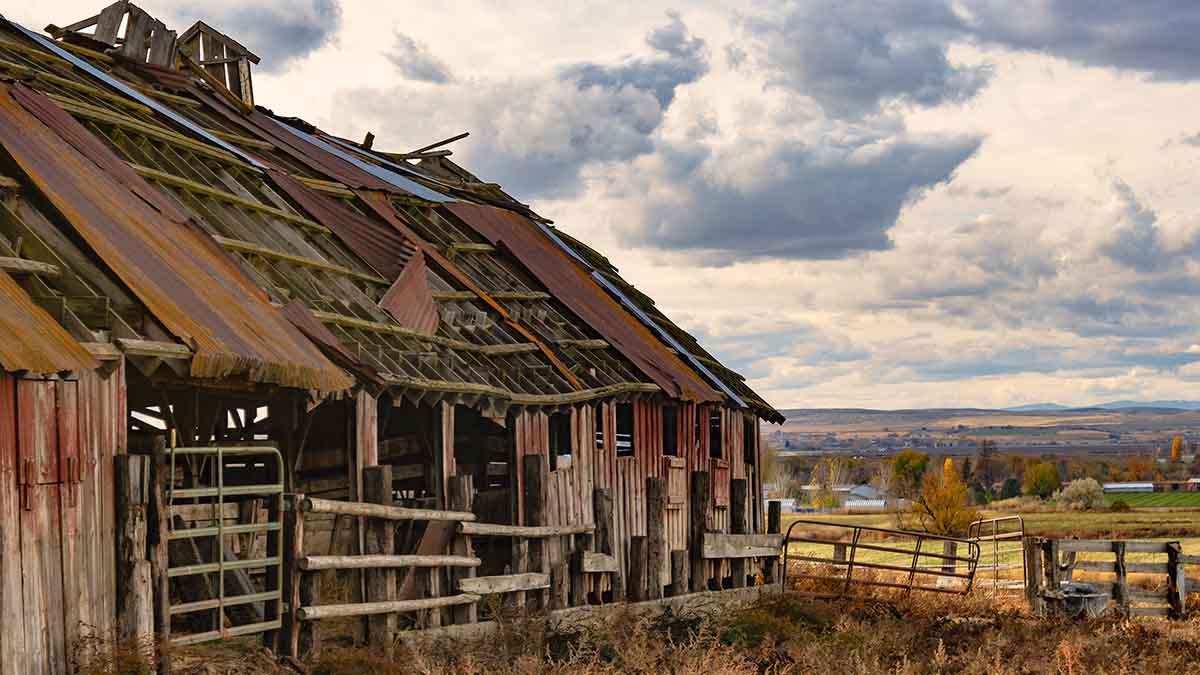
<box><xmin>165</xmin><ymin>445</ymin><xmax>284</xmax><ymax>645</ymax></box>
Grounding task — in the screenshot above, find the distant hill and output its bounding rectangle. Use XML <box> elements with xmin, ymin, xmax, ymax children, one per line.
<box><xmin>1005</xmin><ymin>400</ymin><xmax>1200</xmax><ymax>411</ymax></box>
<box><xmin>1004</xmin><ymin>403</ymin><xmax>1072</xmax><ymax>412</ymax></box>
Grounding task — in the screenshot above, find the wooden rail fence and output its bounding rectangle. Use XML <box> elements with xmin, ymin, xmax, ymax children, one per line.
<box><xmin>1024</xmin><ymin>537</ymin><xmax>1197</xmax><ymax>618</ymax></box>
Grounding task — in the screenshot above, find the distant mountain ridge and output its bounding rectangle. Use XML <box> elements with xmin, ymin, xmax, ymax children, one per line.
<box><xmin>1008</xmin><ymin>400</ymin><xmax>1200</xmax><ymax>411</ymax></box>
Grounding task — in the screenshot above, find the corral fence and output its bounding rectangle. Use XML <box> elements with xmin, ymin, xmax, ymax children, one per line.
<box><xmin>781</xmin><ymin>519</ymin><xmax>980</xmax><ymax>598</ymax></box>
<box><xmin>1023</xmin><ymin>537</ymin><xmax>1200</xmax><ymax>618</ymax></box>
<box><xmin>968</xmin><ymin>516</ymin><xmax>1026</xmax><ymax>591</ymax></box>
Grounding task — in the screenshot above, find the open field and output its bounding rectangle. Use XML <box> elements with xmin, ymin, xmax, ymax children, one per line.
<box><xmin>1106</xmin><ymin>492</ymin><xmax>1200</xmax><ymax>507</ymax></box>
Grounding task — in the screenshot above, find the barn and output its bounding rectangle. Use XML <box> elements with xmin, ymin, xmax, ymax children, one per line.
<box><xmin>0</xmin><ymin>4</ymin><xmax>783</xmax><ymax>671</ymax></box>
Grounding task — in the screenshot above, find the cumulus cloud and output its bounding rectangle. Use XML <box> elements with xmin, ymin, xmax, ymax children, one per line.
<box><xmin>338</xmin><ymin>12</ymin><xmax>707</xmax><ymax>197</ymax></box>
<box><xmin>960</xmin><ymin>0</ymin><xmax>1200</xmax><ymax>80</ymax></box>
<box><xmin>613</xmin><ymin>132</ymin><xmax>981</xmax><ymax>262</ymax></box>
<box><xmin>741</xmin><ymin>0</ymin><xmax>992</xmax><ymax>118</ymax></box>
<box><xmin>386</xmin><ymin>33</ymin><xmax>453</xmax><ymax>83</ymax></box>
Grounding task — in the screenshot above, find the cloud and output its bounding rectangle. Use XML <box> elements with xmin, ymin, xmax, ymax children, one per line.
<box><xmin>337</xmin><ymin>12</ymin><xmax>707</xmax><ymax>197</ymax></box>
<box><xmin>1098</xmin><ymin>179</ymin><xmax>1165</xmax><ymax>272</ymax></box>
<box><xmin>612</xmin><ymin>131</ymin><xmax>981</xmax><ymax>263</ymax></box>
<box><xmin>960</xmin><ymin>1</ymin><xmax>1200</xmax><ymax>81</ymax></box>
<box><xmin>386</xmin><ymin>33</ymin><xmax>453</xmax><ymax>83</ymax></box>
<box><xmin>741</xmin><ymin>0</ymin><xmax>992</xmax><ymax>118</ymax></box>
<box><xmin>177</xmin><ymin>0</ymin><xmax>341</xmax><ymax>70</ymax></box>
<box><xmin>559</xmin><ymin>11</ymin><xmax>708</xmax><ymax>108</ymax></box>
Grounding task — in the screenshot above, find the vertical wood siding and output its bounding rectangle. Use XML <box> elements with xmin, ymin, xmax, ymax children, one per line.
<box><xmin>1</xmin><ymin>364</ymin><xmax>123</xmax><ymax>675</ymax></box>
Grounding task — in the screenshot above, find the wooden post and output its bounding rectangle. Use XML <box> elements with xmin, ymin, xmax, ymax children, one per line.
<box><xmin>1167</xmin><ymin>541</ymin><xmax>1186</xmax><ymax>619</ymax></box>
<box><xmin>1043</xmin><ymin>539</ymin><xmax>1061</xmax><ymax>590</ymax></box>
<box><xmin>149</xmin><ymin>436</ymin><xmax>171</xmax><ymax>674</ymax></box>
<box><xmin>552</xmin><ymin>560</ymin><xmax>570</xmax><ymax>609</ymax></box>
<box><xmin>363</xmin><ymin>466</ymin><xmax>395</xmax><ymax>657</ymax></box>
<box><xmin>522</xmin><ymin>455</ymin><xmax>550</xmax><ymax>609</ymax></box>
<box><xmin>116</xmin><ymin>455</ymin><xmax>153</xmax><ymax>646</ymax></box>
<box><xmin>941</xmin><ymin>541</ymin><xmax>958</xmax><ymax>576</ymax></box>
<box><xmin>1023</xmin><ymin>536</ymin><xmax>1044</xmax><ymax>614</ymax></box>
<box><xmin>1113</xmin><ymin>541</ymin><xmax>1129</xmax><ymax>616</ymax></box>
<box><xmin>628</xmin><ymin>536</ymin><xmax>647</xmax><ymax>602</ymax></box>
<box><xmin>281</xmin><ymin>495</ymin><xmax>305</xmax><ymax>657</ymax></box>
<box><xmin>669</xmin><ymin>550</ymin><xmax>688</xmax><ymax>596</ymax></box>
<box><xmin>569</xmin><ymin>545</ymin><xmax>587</xmax><ymax>607</ymax></box>
<box><xmin>261</xmin><ymin>493</ymin><xmax>282</xmax><ymax>652</ymax></box>
<box><xmin>689</xmin><ymin>471</ymin><xmax>711</xmax><ymax>593</ymax></box>
<box><xmin>765</xmin><ymin>500</ymin><xmax>781</xmax><ymax>583</ymax></box>
<box><xmin>448</xmin><ymin>475</ymin><xmax>477</xmax><ymax>624</ymax></box>
<box><xmin>298</xmin><ymin>571</ymin><xmax>321</xmax><ymax>662</ymax></box>
<box><xmin>593</xmin><ymin>488</ymin><xmax>622</xmax><ymax>601</ymax></box>
<box><xmin>730</xmin><ymin>479</ymin><xmax>748</xmax><ymax>588</ymax></box>
<box><xmin>647</xmin><ymin>477</ymin><xmax>667</xmax><ymax>599</ymax></box>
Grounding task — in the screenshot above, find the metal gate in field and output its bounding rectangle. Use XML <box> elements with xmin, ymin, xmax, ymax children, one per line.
<box><xmin>781</xmin><ymin>519</ymin><xmax>980</xmax><ymax>598</ymax></box>
<box><xmin>968</xmin><ymin>516</ymin><xmax>1026</xmax><ymax>591</ymax></box>
<box><xmin>165</xmin><ymin>445</ymin><xmax>284</xmax><ymax>645</ymax></box>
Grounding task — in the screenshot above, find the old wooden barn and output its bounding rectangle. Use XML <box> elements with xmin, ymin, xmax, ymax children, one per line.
<box><xmin>0</xmin><ymin>4</ymin><xmax>784</xmax><ymax>672</ymax></box>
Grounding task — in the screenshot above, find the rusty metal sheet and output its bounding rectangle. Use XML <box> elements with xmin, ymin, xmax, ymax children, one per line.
<box><xmin>0</xmin><ymin>83</ymin><xmax>351</xmax><ymax>392</ymax></box>
<box><xmin>0</xmin><ymin>270</ymin><xmax>96</xmax><ymax>375</ymax></box>
<box><xmin>267</xmin><ymin>170</ymin><xmax>415</xmax><ymax>280</ymax></box>
<box><xmin>444</xmin><ymin>203</ymin><xmax>720</xmax><ymax>403</ymax></box>
<box><xmin>379</xmin><ymin>251</ymin><xmax>439</xmax><ymax>336</ymax></box>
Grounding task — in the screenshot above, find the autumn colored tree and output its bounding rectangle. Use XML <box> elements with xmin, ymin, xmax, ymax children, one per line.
<box><xmin>943</xmin><ymin>457</ymin><xmax>955</xmax><ymax>482</ymax></box>
<box><xmin>891</xmin><ymin>449</ymin><xmax>930</xmax><ymax>498</ymax></box>
<box><xmin>974</xmin><ymin>439</ymin><xmax>999</xmax><ymax>486</ymax></box>
<box><xmin>910</xmin><ymin>467</ymin><xmax>979</xmax><ymax>536</ymax></box>
<box><xmin>1023</xmin><ymin>461</ymin><xmax>1061</xmax><ymax>499</ymax></box>
<box><xmin>1171</xmin><ymin>436</ymin><xmax>1183</xmax><ymax>463</ymax></box>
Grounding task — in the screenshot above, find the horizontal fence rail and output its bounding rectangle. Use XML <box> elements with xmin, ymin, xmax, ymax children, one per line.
<box><xmin>782</xmin><ymin>519</ymin><xmax>980</xmax><ymax>598</ymax></box>
<box><xmin>970</xmin><ymin>516</ymin><xmax>1026</xmax><ymax>591</ymax></box>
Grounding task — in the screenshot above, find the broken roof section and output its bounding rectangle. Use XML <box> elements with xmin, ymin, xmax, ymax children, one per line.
<box><xmin>4</xmin><ymin>7</ymin><xmax>779</xmax><ymax>419</ymax></box>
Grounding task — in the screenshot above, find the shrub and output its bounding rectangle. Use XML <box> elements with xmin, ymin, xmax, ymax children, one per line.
<box><xmin>1110</xmin><ymin>499</ymin><xmax>1132</xmax><ymax>513</ymax></box>
<box><xmin>1056</xmin><ymin>477</ymin><xmax>1105</xmax><ymax>511</ymax></box>
<box><xmin>1023</xmin><ymin>462</ymin><xmax>1061</xmax><ymax>499</ymax></box>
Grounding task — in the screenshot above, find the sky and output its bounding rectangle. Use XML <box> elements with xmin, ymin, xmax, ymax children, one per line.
<box><xmin>9</xmin><ymin>1</ymin><xmax>1200</xmax><ymax>410</ymax></box>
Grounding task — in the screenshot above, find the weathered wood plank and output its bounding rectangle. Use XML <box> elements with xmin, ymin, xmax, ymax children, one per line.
<box><xmin>701</xmin><ymin>533</ymin><xmax>782</xmax><ymax>559</ymax></box>
<box><xmin>458</xmin><ymin>573</ymin><xmax>550</xmax><ymax>595</ymax></box>
<box><xmin>297</xmin><ymin>594</ymin><xmax>480</xmax><ymax>620</ymax></box>
<box><xmin>1058</xmin><ymin>540</ymin><xmax>1171</xmax><ymax>554</ymax></box>
<box><xmin>298</xmin><ymin>496</ymin><xmax>475</xmax><ymax>522</ymax></box>
<box><xmin>459</xmin><ymin>522</ymin><xmax>592</xmax><ymax>537</ymax></box>
<box><xmin>646</xmin><ymin>477</ymin><xmax>666</xmax><ymax>599</ymax></box>
<box><xmin>299</xmin><ymin>555</ymin><xmax>481</xmax><ymax>571</ymax></box>
<box><xmin>363</xmin><ymin>466</ymin><xmax>395</xmax><ymax>657</ymax></box>
<box><xmin>580</xmin><ymin>552</ymin><xmax>619</xmax><ymax>574</ymax></box>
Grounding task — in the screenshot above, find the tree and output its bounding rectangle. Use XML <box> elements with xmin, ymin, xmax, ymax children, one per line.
<box><xmin>974</xmin><ymin>439</ymin><xmax>999</xmax><ymax>486</ymax></box>
<box><xmin>891</xmin><ymin>449</ymin><xmax>930</xmax><ymax>498</ymax></box>
<box><xmin>1023</xmin><ymin>461</ymin><xmax>1061</xmax><ymax>499</ymax></box>
<box><xmin>960</xmin><ymin>456</ymin><xmax>972</xmax><ymax>483</ymax></box>
<box><xmin>910</xmin><ymin>468</ymin><xmax>979</xmax><ymax>536</ymax></box>
<box><xmin>808</xmin><ymin>457</ymin><xmax>847</xmax><ymax>509</ymax></box>
<box><xmin>943</xmin><ymin>457</ymin><xmax>955</xmax><ymax>483</ymax></box>
<box><xmin>1171</xmin><ymin>436</ymin><xmax>1183</xmax><ymax>463</ymax></box>
<box><xmin>1057</xmin><ymin>478</ymin><xmax>1105</xmax><ymax>511</ymax></box>
<box><xmin>1000</xmin><ymin>477</ymin><xmax>1021</xmax><ymax>499</ymax></box>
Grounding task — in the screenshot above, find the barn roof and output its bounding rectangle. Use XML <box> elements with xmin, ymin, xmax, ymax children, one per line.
<box><xmin>0</xmin><ymin>11</ymin><xmax>780</xmax><ymax>420</ymax></box>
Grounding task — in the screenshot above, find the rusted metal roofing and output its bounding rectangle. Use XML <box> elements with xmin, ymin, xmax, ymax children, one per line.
<box><xmin>0</xmin><ymin>82</ymin><xmax>352</xmax><ymax>392</ymax></box>
<box><xmin>0</xmin><ymin>269</ymin><xmax>96</xmax><ymax>374</ymax></box>
<box><xmin>444</xmin><ymin>203</ymin><xmax>722</xmax><ymax>404</ymax></box>
<box><xmin>380</xmin><ymin>252</ymin><xmax>439</xmax><ymax>336</ymax></box>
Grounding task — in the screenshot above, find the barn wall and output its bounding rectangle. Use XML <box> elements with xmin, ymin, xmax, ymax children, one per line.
<box><xmin>1</xmin><ymin>363</ymin><xmax>124</xmax><ymax>675</ymax></box>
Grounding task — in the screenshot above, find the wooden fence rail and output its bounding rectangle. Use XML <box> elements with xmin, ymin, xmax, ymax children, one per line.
<box><xmin>1024</xmin><ymin>537</ymin><xmax>1189</xmax><ymax>618</ymax></box>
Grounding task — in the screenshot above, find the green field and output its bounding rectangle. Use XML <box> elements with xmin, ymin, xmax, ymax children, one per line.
<box><xmin>1104</xmin><ymin>492</ymin><xmax>1200</xmax><ymax>507</ymax></box>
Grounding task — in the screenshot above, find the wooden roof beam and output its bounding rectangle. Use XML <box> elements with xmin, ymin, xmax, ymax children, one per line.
<box><xmin>0</xmin><ymin>256</ymin><xmax>60</xmax><ymax>277</ymax></box>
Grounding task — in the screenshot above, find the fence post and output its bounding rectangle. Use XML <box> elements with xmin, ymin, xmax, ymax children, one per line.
<box><xmin>629</xmin><ymin>536</ymin><xmax>648</xmax><ymax>601</ymax></box>
<box><xmin>298</xmin><ymin>566</ymin><xmax>321</xmax><ymax>662</ymax></box>
<box><xmin>1113</xmin><ymin>541</ymin><xmax>1129</xmax><ymax>616</ymax></box>
<box><xmin>1023</xmin><ymin>536</ymin><xmax>1044</xmax><ymax>614</ymax></box>
<box><xmin>1167</xmin><ymin>541</ymin><xmax>1186</xmax><ymax>619</ymax></box>
<box><xmin>449</xmin><ymin>475</ymin><xmax>478</xmax><ymax>624</ymax></box>
<box><xmin>523</xmin><ymin>455</ymin><xmax>550</xmax><ymax>609</ymax></box>
<box><xmin>115</xmin><ymin>455</ymin><xmax>153</xmax><ymax>648</ymax></box>
<box><xmin>765</xmin><ymin>500</ymin><xmax>781</xmax><ymax>584</ymax></box>
<box><xmin>647</xmin><ymin>477</ymin><xmax>667</xmax><ymax>599</ymax></box>
<box><xmin>593</xmin><ymin>488</ymin><xmax>623</xmax><ymax>601</ymax></box>
<box><xmin>942</xmin><ymin>541</ymin><xmax>958</xmax><ymax>576</ymax></box>
<box><xmin>281</xmin><ymin>494</ymin><xmax>305</xmax><ymax>658</ymax></box>
<box><xmin>362</xmin><ymin>466</ymin><xmax>395</xmax><ymax>657</ymax></box>
<box><xmin>149</xmin><ymin>436</ymin><xmax>172</xmax><ymax>675</ymax></box>
<box><xmin>730</xmin><ymin>479</ymin><xmax>748</xmax><ymax>588</ymax></box>
<box><xmin>689</xmin><ymin>471</ymin><xmax>711</xmax><ymax>593</ymax></box>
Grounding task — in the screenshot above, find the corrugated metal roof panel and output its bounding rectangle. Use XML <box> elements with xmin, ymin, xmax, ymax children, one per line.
<box><xmin>0</xmin><ymin>82</ymin><xmax>351</xmax><ymax>392</ymax></box>
<box><xmin>0</xmin><ymin>270</ymin><xmax>96</xmax><ymax>374</ymax></box>
<box><xmin>380</xmin><ymin>252</ymin><xmax>439</xmax><ymax>336</ymax></box>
